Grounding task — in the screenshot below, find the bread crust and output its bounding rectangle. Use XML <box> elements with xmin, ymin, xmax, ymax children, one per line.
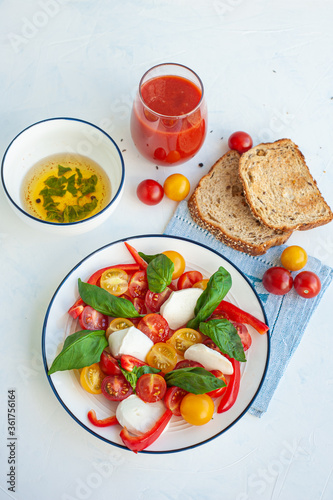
<box><xmin>239</xmin><ymin>139</ymin><xmax>333</xmax><ymax>232</ymax></box>
<box><xmin>188</xmin><ymin>150</ymin><xmax>292</xmax><ymax>255</ymax></box>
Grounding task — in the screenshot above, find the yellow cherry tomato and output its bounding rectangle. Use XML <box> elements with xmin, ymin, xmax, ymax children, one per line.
<box><xmin>192</xmin><ymin>279</ymin><xmax>209</xmax><ymax>290</ymax></box>
<box><xmin>100</xmin><ymin>268</ymin><xmax>128</xmax><ymax>296</ymax></box>
<box><xmin>80</xmin><ymin>363</ymin><xmax>105</xmax><ymax>394</ymax></box>
<box><xmin>180</xmin><ymin>393</ymin><xmax>215</xmax><ymax>425</ymax></box>
<box><xmin>146</xmin><ymin>343</ymin><xmax>178</xmax><ymax>373</ymax></box>
<box><xmin>163</xmin><ymin>174</ymin><xmax>190</xmax><ymax>201</ymax></box>
<box><xmin>167</xmin><ymin>328</ymin><xmax>202</xmax><ymax>355</ymax></box>
<box><xmin>162</xmin><ymin>250</ymin><xmax>186</xmax><ymax>279</ymax></box>
<box><xmin>106</xmin><ymin>318</ymin><xmax>134</xmax><ymax>339</ymax></box>
<box><xmin>281</xmin><ymin>245</ymin><xmax>308</xmax><ymax>271</ymax></box>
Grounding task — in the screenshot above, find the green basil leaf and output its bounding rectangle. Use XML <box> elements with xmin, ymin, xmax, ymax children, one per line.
<box><xmin>146</xmin><ymin>254</ymin><xmax>174</xmax><ymax>293</ymax></box>
<box><xmin>120</xmin><ymin>367</ymin><xmax>138</xmax><ymax>390</ymax></box>
<box><xmin>58</xmin><ymin>164</ymin><xmax>72</xmax><ymax>175</ymax></box>
<box><xmin>138</xmin><ymin>252</ymin><xmax>161</xmax><ymax>264</ymax></box>
<box><xmin>48</xmin><ymin>329</ymin><xmax>107</xmax><ymax>375</ymax></box>
<box><xmin>66</xmin><ymin>174</ymin><xmax>78</xmax><ymax>196</ymax></box>
<box><xmin>187</xmin><ymin>266</ymin><xmax>232</xmax><ymax>330</ymax></box>
<box><xmin>199</xmin><ymin>319</ymin><xmax>246</xmax><ymax>362</ymax></box>
<box><xmin>76</xmin><ymin>168</ymin><xmax>83</xmax><ymax>185</ymax></box>
<box><xmin>164</xmin><ymin>367</ymin><xmax>226</xmax><ymax>395</ymax></box>
<box><xmin>80</xmin><ymin>174</ymin><xmax>98</xmax><ymax>195</ymax></box>
<box><xmin>78</xmin><ymin>279</ymin><xmax>141</xmax><ymax>318</ymax></box>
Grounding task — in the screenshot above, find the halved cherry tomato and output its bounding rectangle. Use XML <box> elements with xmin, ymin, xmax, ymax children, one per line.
<box><xmin>80</xmin><ymin>363</ymin><xmax>106</xmax><ymax>394</ymax></box>
<box><xmin>87</xmin><ymin>409</ymin><xmax>118</xmax><ymax>427</ymax></box>
<box><xmin>146</xmin><ymin>343</ymin><xmax>178</xmax><ymax>373</ymax></box>
<box><xmin>145</xmin><ymin>287</ymin><xmax>172</xmax><ymax>313</ymax></box>
<box><xmin>120</xmin><ymin>354</ymin><xmax>147</xmax><ymax>372</ymax></box>
<box><xmin>180</xmin><ymin>393</ymin><xmax>215</xmax><ymax>425</ymax></box>
<box><xmin>294</xmin><ymin>271</ymin><xmax>321</xmax><ymax>298</ymax></box>
<box><xmin>175</xmin><ymin>360</ymin><xmax>204</xmax><ymax>369</ymax></box>
<box><xmin>232</xmin><ymin>322</ymin><xmax>252</xmax><ymax>351</ymax></box>
<box><xmin>100</xmin><ymin>268</ymin><xmax>129</xmax><ymax>296</ymax></box>
<box><xmin>192</xmin><ymin>279</ymin><xmax>209</xmax><ymax>290</ymax></box>
<box><xmin>206</xmin><ymin>370</ymin><xmax>227</xmax><ymax>398</ymax></box>
<box><xmin>99</xmin><ymin>350</ymin><xmax>122</xmax><ymax>375</ymax></box>
<box><xmin>164</xmin><ymin>386</ymin><xmax>188</xmax><ymax>416</ymax></box>
<box><xmin>137</xmin><ymin>313</ymin><xmax>170</xmax><ymax>343</ymax></box>
<box><xmin>167</xmin><ymin>328</ymin><xmax>202</xmax><ymax>355</ymax></box>
<box><xmin>177</xmin><ymin>271</ymin><xmax>203</xmax><ymax>290</ymax></box>
<box><xmin>105</xmin><ymin>318</ymin><xmax>134</xmax><ymax>339</ymax></box>
<box><xmin>87</xmin><ymin>264</ymin><xmax>140</xmax><ymax>286</ymax></box>
<box><xmin>136</xmin><ymin>374</ymin><xmax>167</xmax><ymax>403</ymax></box>
<box><xmin>162</xmin><ymin>251</ymin><xmax>186</xmax><ymax>280</ymax></box>
<box><xmin>128</xmin><ymin>271</ymin><xmax>148</xmax><ymax>298</ymax></box>
<box><xmin>133</xmin><ymin>297</ymin><xmax>147</xmax><ymax>315</ymax></box>
<box><xmin>120</xmin><ymin>409</ymin><xmax>173</xmax><ymax>453</ymax></box>
<box><xmin>101</xmin><ymin>374</ymin><xmax>133</xmax><ymax>401</ymax></box>
<box><xmin>79</xmin><ymin>306</ymin><xmax>108</xmax><ymax>331</ymax></box>
<box><xmin>203</xmin><ymin>338</ymin><xmax>221</xmax><ymax>352</ymax></box>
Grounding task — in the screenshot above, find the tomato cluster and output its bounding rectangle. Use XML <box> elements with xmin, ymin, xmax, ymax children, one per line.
<box><xmin>136</xmin><ymin>173</ymin><xmax>190</xmax><ymax>205</ymax></box>
<box><xmin>262</xmin><ymin>246</ymin><xmax>321</xmax><ymax>299</ymax></box>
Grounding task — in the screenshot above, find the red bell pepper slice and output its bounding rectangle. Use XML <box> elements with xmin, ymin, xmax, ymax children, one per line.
<box><xmin>68</xmin><ymin>300</ymin><xmax>85</xmax><ymax>319</ymax></box>
<box><xmin>124</xmin><ymin>242</ymin><xmax>148</xmax><ymax>269</ymax></box>
<box><xmin>120</xmin><ymin>409</ymin><xmax>173</xmax><ymax>453</ymax></box>
<box><xmin>214</xmin><ymin>300</ymin><xmax>269</xmax><ymax>335</ymax></box>
<box><xmin>87</xmin><ymin>409</ymin><xmax>119</xmax><ymax>428</ymax></box>
<box><xmin>217</xmin><ymin>357</ymin><xmax>241</xmax><ymax>413</ymax></box>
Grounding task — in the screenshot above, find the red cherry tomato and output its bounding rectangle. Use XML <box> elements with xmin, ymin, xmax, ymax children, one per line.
<box><xmin>120</xmin><ymin>354</ymin><xmax>147</xmax><ymax>372</ymax></box>
<box><xmin>206</xmin><ymin>370</ymin><xmax>227</xmax><ymax>398</ymax></box>
<box><xmin>232</xmin><ymin>322</ymin><xmax>252</xmax><ymax>351</ymax></box>
<box><xmin>174</xmin><ymin>359</ymin><xmax>204</xmax><ymax>369</ymax></box>
<box><xmin>133</xmin><ymin>297</ymin><xmax>148</xmax><ymax>315</ymax></box>
<box><xmin>128</xmin><ymin>270</ymin><xmax>148</xmax><ymax>298</ymax></box>
<box><xmin>137</xmin><ymin>179</ymin><xmax>164</xmax><ymax>205</ymax></box>
<box><xmin>79</xmin><ymin>306</ymin><xmax>108</xmax><ymax>330</ymax></box>
<box><xmin>145</xmin><ymin>287</ymin><xmax>172</xmax><ymax>313</ymax></box>
<box><xmin>262</xmin><ymin>267</ymin><xmax>293</xmax><ymax>295</ymax></box>
<box><xmin>177</xmin><ymin>270</ymin><xmax>203</xmax><ymax>290</ymax></box>
<box><xmin>136</xmin><ymin>373</ymin><xmax>167</xmax><ymax>403</ymax></box>
<box><xmin>99</xmin><ymin>350</ymin><xmax>122</xmax><ymax>376</ymax></box>
<box><xmin>164</xmin><ymin>386</ymin><xmax>188</xmax><ymax>416</ymax></box>
<box><xmin>294</xmin><ymin>271</ymin><xmax>321</xmax><ymax>298</ymax></box>
<box><xmin>137</xmin><ymin>313</ymin><xmax>170</xmax><ymax>343</ymax></box>
<box><xmin>101</xmin><ymin>374</ymin><xmax>133</xmax><ymax>401</ymax></box>
<box><xmin>228</xmin><ymin>131</ymin><xmax>253</xmax><ymax>154</ymax></box>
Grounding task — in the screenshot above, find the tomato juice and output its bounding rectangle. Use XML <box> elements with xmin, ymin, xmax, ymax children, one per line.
<box><xmin>131</xmin><ymin>73</ymin><xmax>207</xmax><ymax>166</ymax></box>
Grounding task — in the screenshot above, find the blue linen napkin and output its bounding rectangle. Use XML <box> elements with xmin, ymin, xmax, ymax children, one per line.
<box><xmin>164</xmin><ymin>201</ymin><xmax>333</xmax><ymax>417</ymax></box>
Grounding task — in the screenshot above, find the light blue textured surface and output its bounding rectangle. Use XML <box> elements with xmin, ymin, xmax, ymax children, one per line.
<box><xmin>164</xmin><ymin>201</ymin><xmax>333</xmax><ymax>417</ymax></box>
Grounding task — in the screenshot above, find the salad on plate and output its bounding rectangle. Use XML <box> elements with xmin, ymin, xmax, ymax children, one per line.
<box><xmin>47</xmin><ymin>241</ymin><xmax>268</xmax><ymax>453</ymax></box>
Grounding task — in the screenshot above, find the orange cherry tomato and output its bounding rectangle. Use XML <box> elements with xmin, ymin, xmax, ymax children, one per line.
<box><xmin>163</xmin><ymin>174</ymin><xmax>190</xmax><ymax>201</ymax></box>
<box><xmin>280</xmin><ymin>245</ymin><xmax>308</xmax><ymax>271</ymax></box>
<box><xmin>192</xmin><ymin>279</ymin><xmax>209</xmax><ymax>290</ymax></box>
<box><xmin>100</xmin><ymin>268</ymin><xmax>128</xmax><ymax>296</ymax></box>
<box><xmin>146</xmin><ymin>343</ymin><xmax>178</xmax><ymax>373</ymax></box>
<box><xmin>80</xmin><ymin>363</ymin><xmax>106</xmax><ymax>394</ymax></box>
<box><xmin>180</xmin><ymin>393</ymin><xmax>214</xmax><ymax>425</ymax></box>
<box><xmin>162</xmin><ymin>250</ymin><xmax>186</xmax><ymax>279</ymax></box>
<box><xmin>167</xmin><ymin>328</ymin><xmax>202</xmax><ymax>355</ymax></box>
<box><xmin>106</xmin><ymin>318</ymin><xmax>134</xmax><ymax>339</ymax></box>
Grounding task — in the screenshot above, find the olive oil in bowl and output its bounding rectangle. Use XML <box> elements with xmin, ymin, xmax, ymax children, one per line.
<box><xmin>21</xmin><ymin>153</ymin><xmax>112</xmax><ymax>223</ymax></box>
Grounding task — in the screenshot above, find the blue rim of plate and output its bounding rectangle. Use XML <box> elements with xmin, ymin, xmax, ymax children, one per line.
<box><xmin>42</xmin><ymin>234</ymin><xmax>270</xmax><ymax>454</ymax></box>
<box><xmin>1</xmin><ymin>117</ymin><xmax>125</xmax><ymax>227</ymax></box>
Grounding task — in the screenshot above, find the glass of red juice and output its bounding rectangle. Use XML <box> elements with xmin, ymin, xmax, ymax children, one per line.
<box><xmin>130</xmin><ymin>63</ymin><xmax>207</xmax><ymax>166</ymax></box>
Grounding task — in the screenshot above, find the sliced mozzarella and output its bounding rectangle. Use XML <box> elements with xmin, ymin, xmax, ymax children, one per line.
<box><xmin>108</xmin><ymin>325</ymin><xmax>153</xmax><ymax>361</ymax></box>
<box><xmin>159</xmin><ymin>288</ymin><xmax>203</xmax><ymax>330</ymax></box>
<box><xmin>184</xmin><ymin>343</ymin><xmax>234</xmax><ymax>375</ymax></box>
<box><xmin>116</xmin><ymin>395</ymin><xmax>166</xmax><ymax>436</ymax></box>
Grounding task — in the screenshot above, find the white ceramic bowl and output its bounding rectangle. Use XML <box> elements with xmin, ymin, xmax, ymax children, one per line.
<box><xmin>1</xmin><ymin>118</ymin><xmax>125</xmax><ymax>234</ymax></box>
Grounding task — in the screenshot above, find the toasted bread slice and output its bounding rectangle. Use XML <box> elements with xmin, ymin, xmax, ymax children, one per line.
<box><xmin>239</xmin><ymin>139</ymin><xmax>333</xmax><ymax>232</ymax></box>
<box><xmin>188</xmin><ymin>150</ymin><xmax>292</xmax><ymax>255</ymax></box>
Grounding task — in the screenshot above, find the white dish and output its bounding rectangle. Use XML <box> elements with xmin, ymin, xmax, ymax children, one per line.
<box><xmin>1</xmin><ymin>117</ymin><xmax>125</xmax><ymax>234</ymax></box>
<box><xmin>42</xmin><ymin>235</ymin><xmax>269</xmax><ymax>453</ymax></box>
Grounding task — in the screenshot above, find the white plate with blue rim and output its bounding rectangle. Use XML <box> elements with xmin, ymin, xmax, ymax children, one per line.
<box><xmin>42</xmin><ymin>234</ymin><xmax>269</xmax><ymax>453</ymax></box>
